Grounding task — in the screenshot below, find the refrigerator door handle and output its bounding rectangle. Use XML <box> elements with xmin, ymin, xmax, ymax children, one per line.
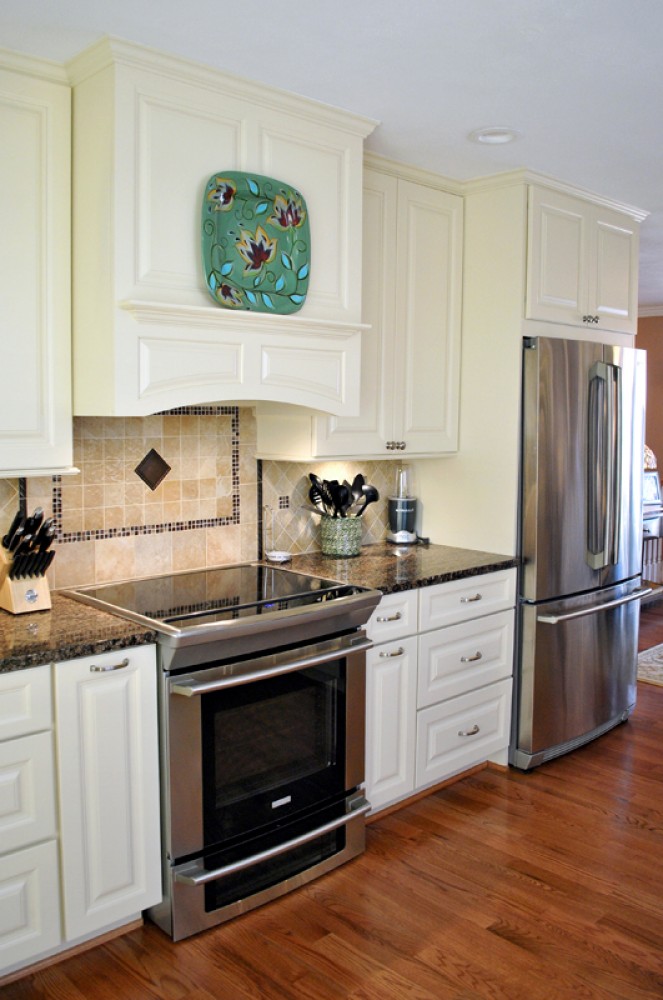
<box><xmin>586</xmin><ymin>362</ymin><xmax>622</xmax><ymax>570</ymax></box>
<box><xmin>536</xmin><ymin>586</ymin><xmax>651</xmax><ymax>624</ymax></box>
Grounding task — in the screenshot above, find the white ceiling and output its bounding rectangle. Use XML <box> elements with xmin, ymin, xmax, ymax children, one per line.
<box><xmin>3</xmin><ymin>0</ymin><xmax>663</xmax><ymax>312</ymax></box>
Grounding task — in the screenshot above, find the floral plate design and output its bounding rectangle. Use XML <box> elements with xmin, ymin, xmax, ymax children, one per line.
<box><xmin>202</xmin><ymin>171</ymin><xmax>310</xmax><ymax>314</ymax></box>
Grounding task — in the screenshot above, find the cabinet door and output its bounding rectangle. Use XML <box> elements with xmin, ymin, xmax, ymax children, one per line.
<box><xmin>365</xmin><ymin>636</ymin><xmax>417</xmax><ymax>813</ymax></box>
<box><xmin>395</xmin><ymin>181</ymin><xmax>462</xmax><ymax>454</ymax></box>
<box><xmin>0</xmin><ymin>841</ymin><xmax>61</xmax><ymax>973</ymax></box>
<box><xmin>416</xmin><ymin>678</ymin><xmax>512</xmax><ymax>788</ymax></box>
<box><xmin>0</xmin><ymin>61</ymin><xmax>72</xmax><ymax>475</ymax></box>
<box><xmin>313</xmin><ymin>168</ymin><xmax>397</xmax><ymax>456</ymax></box>
<box><xmin>589</xmin><ymin>208</ymin><xmax>639</xmax><ymax>334</ymax></box>
<box><xmin>526</xmin><ymin>187</ymin><xmax>587</xmax><ymax>325</ymax></box>
<box><xmin>54</xmin><ymin>645</ymin><xmax>161</xmax><ymax>941</ymax></box>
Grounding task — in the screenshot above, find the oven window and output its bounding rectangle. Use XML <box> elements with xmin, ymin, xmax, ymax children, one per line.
<box><xmin>201</xmin><ymin>661</ymin><xmax>347</xmax><ymax>845</ymax></box>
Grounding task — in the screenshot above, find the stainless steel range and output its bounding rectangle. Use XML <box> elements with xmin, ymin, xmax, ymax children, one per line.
<box><xmin>67</xmin><ymin>563</ymin><xmax>381</xmax><ymax>941</ymax></box>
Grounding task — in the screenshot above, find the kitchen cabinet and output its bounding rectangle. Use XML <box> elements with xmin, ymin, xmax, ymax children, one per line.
<box><xmin>0</xmin><ymin>54</ymin><xmax>73</xmax><ymax>476</ymax></box>
<box><xmin>313</xmin><ymin>163</ymin><xmax>463</xmax><ymax>457</ymax></box>
<box><xmin>0</xmin><ymin>665</ymin><xmax>61</xmax><ymax>975</ymax></box>
<box><xmin>364</xmin><ymin>569</ymin><xmax>516</xmax><ymax>815</ymax></box>
<box><xmin>364</xmin><ymin>591</ymin><xmax>418</xmax><ymax>812</ymax></box>
<box><xmin>256</xmin><ymin>159</ymin><xmax>463</xmax><ymax>460</ymax></box>
<box><xmin>54</xmin><ymin>644</ymin><xmax>161</xmax><ymax>941</ymax></box>
<box><xmin>526</xmin><ymin>185</ymin><xmax>640</xmax><ymax>335</ymax></box>
<box><xmin>67</xmin><ymin>37</ymin><xmax>375</xmax><ymax>417</ymax></box>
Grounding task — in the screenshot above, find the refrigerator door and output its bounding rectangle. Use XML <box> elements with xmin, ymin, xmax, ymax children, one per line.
<box><xmin>511</xmin><ymin>580</ymin><xmax>646</xmax><ymax>770</ymax></box>
<box><xmin>520</xmin><ymin>337</ymin><xmax>646</xmax><ymax>603</ymax></box>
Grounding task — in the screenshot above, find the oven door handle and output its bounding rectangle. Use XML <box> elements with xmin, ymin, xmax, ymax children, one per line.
<box><xmin>170</xmin><ymin>639</ymin><xmax>373</xmax><ymax>696</ymax></box>
<box><xmin>173</xmin><ymin>797</ymin><xmax>372</xmax><ymax>886</ymax></box>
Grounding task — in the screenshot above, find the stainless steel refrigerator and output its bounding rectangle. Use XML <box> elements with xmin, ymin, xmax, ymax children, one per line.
<box><xmin>510</xmin><ymin>335</ymin><xmax>649</xmax><ymax>770</ymax></box>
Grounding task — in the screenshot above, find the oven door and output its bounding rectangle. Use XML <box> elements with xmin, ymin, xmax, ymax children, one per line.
<box><xmin>164</xmin><ymin>631</ymin><xmax>370</xmax><ymax>861</ymax></box>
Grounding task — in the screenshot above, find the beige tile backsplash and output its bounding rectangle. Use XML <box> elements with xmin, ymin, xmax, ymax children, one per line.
<box><xmin>0</xmin><ymin>406</ymin><xmax>399</xmax><ymax>590</ymax></box>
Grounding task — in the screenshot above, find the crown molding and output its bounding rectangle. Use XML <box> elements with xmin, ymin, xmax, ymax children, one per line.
<box><xmin>0</xmin><ymin>47</ymin><xmax>69</xmax><ymax>85</ymax></box>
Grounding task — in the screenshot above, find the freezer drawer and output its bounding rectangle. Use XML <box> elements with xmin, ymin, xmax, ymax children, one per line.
<box><xmin>511</xmin><ymin>582</ymin><xmax>646</xmax><ymax>770</ymax></box>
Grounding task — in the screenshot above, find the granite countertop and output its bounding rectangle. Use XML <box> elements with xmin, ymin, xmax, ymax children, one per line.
<box><xmin>286</xmin><ymin>541</ymin><xmax>518</xmax><ymax>594</ymax></box>
<box><xmin>0</xmin><ymin>543</ymin><xmax>517</xmax><ymax>673</ymax></box>
<box><xmin>0</xmin><ymin>593</ymin><xmax>157</xmax><ymax>674</ymax></box>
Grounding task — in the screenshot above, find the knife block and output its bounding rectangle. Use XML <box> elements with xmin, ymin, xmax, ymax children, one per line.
<box><xmin>0</xmin><ymin>548</ymin><xmax>51</xmax><ymax>614</ymax></box>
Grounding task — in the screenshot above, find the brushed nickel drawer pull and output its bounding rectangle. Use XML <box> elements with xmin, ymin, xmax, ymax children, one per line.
<box><xmin>376</xmin><ymin>611</ymin><xmax>403</xmax><ymax>623</ymax></box>
<box><xmin>460</xmin><ymin>651</ymin><xmax>482</xmax><ymax>663</ymax></box>
<box><xmin>379</xmin><ymin>647</ymin><xmax>405</xmax><ymax>658</ymax></box>
<box><xmin>458</xmin><ymin>724</ymin><xmax>480</xmax><ymax>737</ymax></box>
<box><xmin>90</xmin><ymin>657</ymin><xmax>130</xmax><ymax>673</ymax></box>
<box><xmin>460</xmin><ymin>593</ymin><xmax>482</xmax><ymax>604</ymax></box>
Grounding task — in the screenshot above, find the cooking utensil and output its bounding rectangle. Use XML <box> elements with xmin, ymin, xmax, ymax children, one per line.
<box><xmin>328</xmin><ymin>480</ymin><xmax>350</xmax><ymax>517</ymax></box>
<box><xmin>356</xmin><ymin>484</ymin><xmax>379</xmax><ymax>515</ymax></box>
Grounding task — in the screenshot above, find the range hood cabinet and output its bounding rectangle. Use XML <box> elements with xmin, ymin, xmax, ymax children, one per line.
<box><xmin>68</xmin><ymin>38</ymin><xmax>376</xmax><ymax>417</ymax></box>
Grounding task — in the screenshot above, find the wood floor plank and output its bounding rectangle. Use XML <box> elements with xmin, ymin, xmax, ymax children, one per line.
<box><xmin>3</xmin><ymin>684</ymin><xmax>663</xmax><ymax>999</ymax></box>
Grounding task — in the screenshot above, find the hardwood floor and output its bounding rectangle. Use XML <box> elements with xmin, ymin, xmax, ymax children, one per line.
<box><xmin>4</xmin><ymin>684</ymin><xmax>663</xmax><ymax>1000</ymax></box>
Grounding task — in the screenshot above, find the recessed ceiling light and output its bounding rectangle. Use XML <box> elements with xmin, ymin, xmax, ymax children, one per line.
<box><xmin>468</xmin><ymin>127</ymin><xmax>521</xmax><ymax>145</ymax></box>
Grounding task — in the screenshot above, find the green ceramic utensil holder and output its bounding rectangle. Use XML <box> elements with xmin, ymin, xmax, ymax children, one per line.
<box><xmin>320</xmin><ymin>515</ymin><xmax>362</xmax><ymax>557</ymax></box>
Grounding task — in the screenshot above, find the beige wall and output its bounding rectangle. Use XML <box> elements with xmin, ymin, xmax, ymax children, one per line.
<box><xmin>637</xmin><ymin>315</ymin><xmax>663</xmax><ymax>468</ymax></box>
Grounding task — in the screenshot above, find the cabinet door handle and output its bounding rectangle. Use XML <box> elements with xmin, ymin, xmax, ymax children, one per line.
<box><xmin>379</xmin><ymin>647</ymin><xmax>404</xmax><ymax>658</ymax></box>
<box><xmin>458</xmin><ymin>724</ymin><xmax>480</xmax><ymax>737</ymax></box>
<box><xmin>376</xmin><ymin>611</ymin><xmax>403</xmax><ymax>623</ymax></box>
<box><xmin>460</xmin><ymin>593</ymin><xmax>482</xmax><ymax>604</ymax></box>
<box><xmin>460</xmin><ymin>651</ymin><xmax>482</xmax><ymax>663</ymax></box>
<box><xmin>90</xmin><ymin>657</ymin><xmax>130</xmax><ymax>673</ymax></box>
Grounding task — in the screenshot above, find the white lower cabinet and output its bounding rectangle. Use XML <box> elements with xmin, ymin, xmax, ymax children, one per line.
<box><xmin>0</xmin><ymin>665</ymin><xmax>61</xmax><ymax>976</ymax></box>
<box><xmin>365</xmin><ymin>569</ymin><xmax>516</xmax><ymax>814</ymax></box>
<box><xmin>54</xmin><ymin>645</ymin><xmax>162</xmax><ymax>941</ymax></box>
<box><xmin>0</xmin><ymin>647</ymin><xmax>162</xmax><ymax>979</ymax></box>
<box><xmin>365</xmin><ymin>636</ymin><xmax>417</xmax><ymax>812</ymax></box>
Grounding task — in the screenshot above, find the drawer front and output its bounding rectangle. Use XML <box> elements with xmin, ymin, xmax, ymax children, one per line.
<box><xmin>419</xmin><ymin>569</ymin><xmax>516</xmax><ymax>632</ymax></box>
<box><xmin>417</xmin><ymin>610</ymin><xmax>514</xmax><ymax>709</ymax></box>
<box><xmin>0</xmin><ymin>839</ymin><xmax>61</xmax><ymax>973</ymax></box>
<box><xmin>0</xmin><ymin>665</ymin><xmax>52</xmax><ymax>742</ymax></box>
<box><xmin>0</xmin><ymin>731</ymin><xmax>57</xmax><ymax>855</ymax></box>
<box><xmin>366</xmin><ymin>590</ymin><xmax>418</xmax><ymax>643</ymax></box>
<box><xmin>416</xmin><ymin>678</ymin><xmax>512</xmax><ymax>788</ymax></box>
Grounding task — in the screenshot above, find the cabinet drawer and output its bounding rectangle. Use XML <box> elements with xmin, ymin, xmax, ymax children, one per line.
<box><xmin>366</xmin><ymin>590</ymin><xmax>418</xmax><ymax>643</ymax></box>
<box><xmin>417</xmin><ymin>610</ymin><xmax>514</xmax><ymax>709</ymax></box>
<box><xmin>0</xmin><ymin>731</ymin><xmax>57</xmax><ymax>855</ymax></box>
<box><xmin>416</xmin><ymin>678</ymin><xmax>512</xmax><ymax>788</ymax></box>
<box><xmin>0</xmin><ymin>839</ymin><xmax>61</xmax><ymax>973</ymax></box>
<box><xmin>0</xmin><ymin>665</ymin><xmax>52</xmax><ymax>742</ymax></box>
<box><xmin>419</xmin><ymin>569</ymin><xmax>516</xmax><ymax>631</ymax></box>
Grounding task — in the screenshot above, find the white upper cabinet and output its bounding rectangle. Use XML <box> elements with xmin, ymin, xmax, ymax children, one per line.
<box><xmin>67</xmin><ymin>38</ymin><xmax>376</xmax><ymax>416</ymax></box>
<box><xmin>526</xmin><ymin>185</ymin><xmax>641</xmax><ymax>334</ymax></box>
<box><xmin>0</xmin><ymin>54</ymin><xmax>73</xmax><ymax>476</ymax></box>
<box><xmin>313</xmin><ymin>162</ymin><xmax>463</xmax><ymax>458</ymax></box>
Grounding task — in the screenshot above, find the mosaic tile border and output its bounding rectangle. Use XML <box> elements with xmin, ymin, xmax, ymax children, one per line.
<box><xmin>52</xmin><ymin>406</ymin><xmax>241</xmax><ymax>544</ymax></box>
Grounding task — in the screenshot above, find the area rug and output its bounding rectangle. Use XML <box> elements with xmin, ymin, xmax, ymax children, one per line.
<box><xmin>638</xmin><ymin>643</ymin><xmax>663</xmax><ymax>687</ymax></box>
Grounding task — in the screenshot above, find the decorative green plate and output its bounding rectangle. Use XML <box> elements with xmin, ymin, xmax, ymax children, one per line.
<box><xmin>201</xmin><ymin>171</ymin><xmax>310</xmax><ymax>314</ymax></box>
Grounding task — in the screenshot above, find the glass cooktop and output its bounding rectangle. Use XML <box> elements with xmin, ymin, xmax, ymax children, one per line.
<box><xmin>66</xmin><ymin>563</ymin><xmax>362</xmax><ymax>630</ymax></box>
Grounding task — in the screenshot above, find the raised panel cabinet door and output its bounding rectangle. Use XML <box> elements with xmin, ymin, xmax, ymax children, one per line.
<box><xmin>365</xmin><ymin>636</ymin><xmax>417</xmax><ymax>813</ymax></box>
<box><xmin>54</xmin><ymin>645</ymin><xmax>161</xmax><ymax>941</ymax></box>
<box><xmin>313</xmin><ymin>168</ymin><xmax>398</xmax><ymax>456</ymax></box>
<box><xmin>589</xmin><ymin>208</ymin><xmax>639</xmax><ymax>334</ymax></box>
<box><xmin>395</xmin><ymin>180</ymin><xmax>463</xmax><ymax>454</ymax></box>
<box><xmin>0</xmin><ymin>840</ymin><xmax>61</xmax><ymax>975</ymax></box>
<box><xmin>0</xmin><ymin>60</ymin><xmax>72</xmax><ymax>475</ymax></box>
<box><xmin>526</xmin><ymin>186</ymin><xmax>588</xmax><ymax>325</ymax></box>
